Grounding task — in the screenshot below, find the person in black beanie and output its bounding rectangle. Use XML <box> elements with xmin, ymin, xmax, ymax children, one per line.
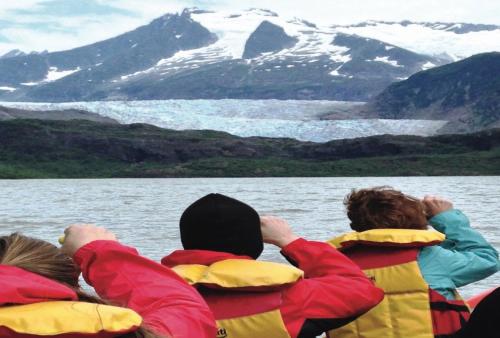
<box><xmin>161</xmin><ymin>193</ymin><xmax>384</xmax><ymax>338</ymax></box>
<box><xmin>179</xmin><ymin>193</ymin><xmax>263</xmax><ymax>259</ymax></box>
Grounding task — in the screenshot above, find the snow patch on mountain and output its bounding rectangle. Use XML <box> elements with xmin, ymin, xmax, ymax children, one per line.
<box><xmin>330</xmin><ymin>65</ymin><xmax>346</xmax><ymax>77</ymax></box>
<box><xmin>373</xmin><ymin>56</ymin><xmax>402</xmax><ymax>67</ymax></box>
<box><xmin>45</xmin><ymin>67</ymin><xmax>81</xmax><ymax>82</ymax></box>
<box><xmin>0</xmin><ymin>100</ymin><xmax>447</xmax><ymax>142</ymax></box>
<box><xmin>18</xmin><ymin>67</ymin><xmax>81</xmax><ymax>87</ymax></box>
<box><xmin>191</xmin><ymin>9</ymin><xmax>279</xmax><ymax>59</ymax></box>
<box><xmin>421</xmin><ymin>61</ymin><xmax>436</xmax><ymax>70</ymax></box>
<box><xmin>0</xmin><ymin>86</ymin><xmax>16</xmax><ymax>92</ymax></box>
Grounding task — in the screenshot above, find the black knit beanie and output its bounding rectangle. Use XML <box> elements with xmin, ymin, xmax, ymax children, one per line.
<box><xmin>180</xmin><ymin>193</ymin><xmax>263</xmax><ymax>259</ymax></box>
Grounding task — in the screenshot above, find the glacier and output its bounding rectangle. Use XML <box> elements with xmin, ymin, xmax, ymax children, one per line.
<box><xmin>0</xmin><ymin>100</ymin><xmax>448</xmax><ymax>143</ymax></box>
<box><xmin>335</xmin><ymin>22</ymin><xmax>500</xmax><ymax>60</ymax></box>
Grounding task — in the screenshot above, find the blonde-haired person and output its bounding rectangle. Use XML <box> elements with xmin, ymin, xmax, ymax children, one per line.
<box><xmin>0</xmin><ymin>224</ymin><xmax>216</xmax><ymax>338</ymax></box>
<box><xmin>327</xmin><ymin>187</ymin><xmax>499</xmax><ymax>338</ymax></box>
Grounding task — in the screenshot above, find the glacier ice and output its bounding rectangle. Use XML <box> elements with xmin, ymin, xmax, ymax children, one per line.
<box><xmin>0</xmin><ymin>100</ymin><xmax>448</xmax><ymax>143</ymax></box>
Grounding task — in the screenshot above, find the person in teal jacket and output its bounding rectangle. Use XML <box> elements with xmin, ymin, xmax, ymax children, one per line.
<box><xmin>331</xmin><ymin>188</ymin><xmax>499</xmax><ymax>337</ymax></box>
<box><xmin>329</xmin><ymin>187</ymin><xmax>499</xmax><ymax>337</ymax></box>
<box><xmin>418</xmin><ymin>195</ymin><xmax>499</xmax><ymax>300</ymax></box>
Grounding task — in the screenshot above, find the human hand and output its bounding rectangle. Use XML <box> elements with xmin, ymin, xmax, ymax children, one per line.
<box><xmin>260</xmin><ymin>215</ymin><xmax>299</xmax><ymax>248</ymax></box>
<box><xmin>61</xmin><ymin>224</ymin><xmax>117</xmax><ymax>257</ymax></box>
<box><xmin>422</xmin><ymin>195</ymin><xmax>453</xmax><ymax>219</ymax></box>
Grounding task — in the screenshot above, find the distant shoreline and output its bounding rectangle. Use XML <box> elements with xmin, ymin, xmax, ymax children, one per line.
<box><xmin>1</xmin><ymin>119</ymin><xmax>499</xmax><ymax>179</ymax></box>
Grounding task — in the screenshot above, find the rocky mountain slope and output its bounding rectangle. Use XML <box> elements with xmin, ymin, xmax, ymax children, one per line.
<box><xmin>0</xmin><ymin>10</ymin><xmax>216</xmax><ymax>101</ymax></box>
<box><xmin>0</xmin><ymin>119</ymin><xmax>498</xmax><ymax>178</ymax></box>
<box><xmin>364</xmin><ymin>52</ymin><xmax>500</xmax><ymax>132</ymax></box>
<box><xmin>0</xmin><ymin>105</ymin><xmax>117</xmax><ymax>123</ymax></box>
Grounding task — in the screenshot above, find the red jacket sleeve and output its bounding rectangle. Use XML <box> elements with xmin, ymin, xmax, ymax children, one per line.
<box><xmin>280</xmin><ymin>238</ymin><xmax>384</xmax><ymax>335</ymax></box>
<box><xmin>73</xmin><ymin>240</ymin><xmax>217</xmax><ymax>338</ymax></box>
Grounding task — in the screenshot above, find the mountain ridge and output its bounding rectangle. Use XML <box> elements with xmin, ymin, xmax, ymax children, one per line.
<box><xmin>364</xmin><ymin>52</ymin><xmax>500</xmax><ymax>133</ymax></box>
<box><xmin>333</xmin><ymin>20</ymin><xmax>500</xmax><ymax>34</ymax></box>
<box><xmin>0</xmin><ymin>105</ymin><xmax>118</xmax><ymax>124</ymax></box>
<box><xmin>0</xmin><ymin>10</ymin><xmax>216</xmax><ymax>101</ymax></box>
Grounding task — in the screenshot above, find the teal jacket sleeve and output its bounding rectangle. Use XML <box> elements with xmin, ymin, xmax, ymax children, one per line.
<box><xmin>425</xmin><ymin>209</ymin><xmax>499</xmax><ymax>288</ymax></box>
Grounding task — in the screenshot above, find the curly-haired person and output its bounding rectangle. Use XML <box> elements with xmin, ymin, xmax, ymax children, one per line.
<box><xmin>327</xmin><ymin>186</ymin><xmax>499</xmax><ymax>338</ymax></box>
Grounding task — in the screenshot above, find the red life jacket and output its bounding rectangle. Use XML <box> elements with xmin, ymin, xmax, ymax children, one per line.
<box><xmin>0</xmin><ymin>265</ymin><xmax>142</xmax><ymax>338</ymax></box>
<box><xmin>327</xmin><ymin>229</ymin><xmax>470</xmax><ymax>338</ymax></box>
<box><xmin>163</xmin><ymin>250</ymin><xmax>304</xmax><ymax>338</ymax></box>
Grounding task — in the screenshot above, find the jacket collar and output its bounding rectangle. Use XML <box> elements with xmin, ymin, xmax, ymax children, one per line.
<box><xmin>161</xmin><ymin>249</ymin><xmax>253</xmax><ymax>267</ymax></box>
<box><xmin>0</xmin><ymin>264</ymin><xmax>77</xmax><ymax>306</ymax></box>
<box><xmin>329</xmin><ymin>229</ymin><xmax>445</xmax><ymax>250</ymax></box>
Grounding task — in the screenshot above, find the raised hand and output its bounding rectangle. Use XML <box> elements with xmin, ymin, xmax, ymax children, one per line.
<box><xmin>260</xmin><ymin>215</ymin><xmax>299</xmax><ymax>248</ymax></box>
<box><xmin>422</xmin><ymin>195</ymin><xmax>454</xmax><ymax>219</ymax></box>
<box><xmin>61</xmin><ymin>224</ymin><xmax>117</xmax><ymax>256</ymax></box>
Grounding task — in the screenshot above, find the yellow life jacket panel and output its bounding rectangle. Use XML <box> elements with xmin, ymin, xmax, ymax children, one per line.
<box><xmin>173</xmin><ymin>259</ymin><xmax>304</xmax><ymax>338</ymax></box>
<box><xmin>173</xmin><ymin>258</ymin><xmax>303</xmax><ymax>289</ymax></box>
<box><xmin>329</xmin><ymin>228</ymin><xmax>445</xmax><ymax>249</ymax></box>
<box><xmin>0</xmin><ymin>301</ymin><xmax>142</xmax><ymax>338</ymax></box>
<box><xmin>327</xmin><ymin>229</ymin><xmax>469</xmax><ymax>338</ymax></box>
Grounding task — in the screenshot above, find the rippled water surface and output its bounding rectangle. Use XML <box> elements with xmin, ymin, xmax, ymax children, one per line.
<box><xmin>0</xmin><ymin>177</ymin><xmax>498</xmax><ymax>298</ymax></box>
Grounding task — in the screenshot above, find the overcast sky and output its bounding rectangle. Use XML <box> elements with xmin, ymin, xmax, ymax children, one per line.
<box><xmin>1</xmin><ymin>0</ymin><xmax>499</xmax><ymax>55</ymax></box>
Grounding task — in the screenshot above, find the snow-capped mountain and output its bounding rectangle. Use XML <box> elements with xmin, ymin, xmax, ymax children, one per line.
<box><xmin>0</xmin><ymin>8</ymin><xmax>498</xmax><ymax>102</ymax></box>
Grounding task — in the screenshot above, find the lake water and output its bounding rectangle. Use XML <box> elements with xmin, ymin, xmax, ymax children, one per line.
<box><xmin>0</xmin><ymin>176</ymin><xmax>498</xmax><ymax>298</ymax></box>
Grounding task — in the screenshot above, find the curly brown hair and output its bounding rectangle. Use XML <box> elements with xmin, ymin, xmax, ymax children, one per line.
<box><xmin>344</xmin><ymin>186</ymin><xmax>428</xmax><ymax>232</ymax></box>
